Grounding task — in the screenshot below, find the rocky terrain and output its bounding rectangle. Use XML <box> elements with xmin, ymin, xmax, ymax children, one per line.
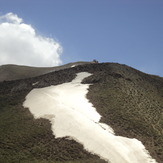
<box><xmin>0</xmin><ymin>62</ymin><xmax>162</xmax><ymax>163</ymax></box>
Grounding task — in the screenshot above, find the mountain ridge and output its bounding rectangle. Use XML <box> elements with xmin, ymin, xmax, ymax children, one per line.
<box><xmin>0</xmin><ymin>61</ymin><xmax>93</xmax><ymax>82</ymax></box>
<box><xmin>0</xmin><ymin>62</ymin><xmax>162</xmax><ymax>163</ymax></box>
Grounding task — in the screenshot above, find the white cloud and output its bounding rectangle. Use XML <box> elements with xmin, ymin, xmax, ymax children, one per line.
<box><xmin>0</xmin><ymin>13</ymin><xmax>62</xmax><ymax>67</ymax></box>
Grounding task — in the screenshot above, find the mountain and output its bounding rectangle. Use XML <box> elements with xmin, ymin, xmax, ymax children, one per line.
<box><xmin>0</xmin><ymin>62</ymin><xmax>162</xmax><ymax>163</ymax></box>
<box><xmin>0</xmin><ymin>61</ymin><xmax>92</xmax><ymax>82</ymax></box>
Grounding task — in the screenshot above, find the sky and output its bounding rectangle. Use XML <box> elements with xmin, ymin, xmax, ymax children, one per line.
<box><xmin>0</xmin><ymin>0</ymin><xmax>162</xmax><ymax>76</ymax></box>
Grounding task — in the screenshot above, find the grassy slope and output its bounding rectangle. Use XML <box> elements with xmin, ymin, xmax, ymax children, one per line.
<box><xmin>0</xmin><ymin>62</ymin><xmax>92</xmax><ymax>82</ymax></box>
<box><xmin>0</xmin><ymin>66</ymin><xmax>106</xmax><ymax>163</ymax></box>
<box><xmin>0</xmin><ymin>62</ymin><xmax>162</xmax><ymax>163</ymax></box>
<box><xmin>84</xmin><ymin>63</ymin><xmax>163</xmax><ymax>163</ymax></box>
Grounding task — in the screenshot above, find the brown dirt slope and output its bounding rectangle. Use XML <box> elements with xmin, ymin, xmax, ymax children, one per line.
<box><xmin>0</xmin><ymin>62</ymin><xmax>162</xmax><ymax>163</ymax></box>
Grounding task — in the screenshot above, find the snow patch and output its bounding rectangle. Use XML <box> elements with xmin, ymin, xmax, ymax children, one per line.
<box><xmin>23</xmin><ymin>72</ymin><xmax>157</xmax><ymax>163</ymax></box>
<box><xmin>32</xmin><ymin>81</ymin><xmax>39</xmax><ymax>86</ymax></box>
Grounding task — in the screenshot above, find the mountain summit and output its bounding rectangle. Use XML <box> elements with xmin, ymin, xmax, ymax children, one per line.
<box><xmin>0</xmin><ymin>62</ymin><xmax>162</xmax><ymax>163</ymax></box>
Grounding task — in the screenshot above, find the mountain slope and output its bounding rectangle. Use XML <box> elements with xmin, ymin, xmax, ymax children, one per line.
<box><xmin>0</xmin><ymin>61</ymin><xmax>92</xmax><ymax>82</ymax></box>
<box><xmin>0</xmin><ymin>62</ymin><xmax>162</xmax><ymax>163</ymax></box>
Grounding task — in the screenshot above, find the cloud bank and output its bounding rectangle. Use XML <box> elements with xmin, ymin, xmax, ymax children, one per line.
<box><xmin>0</xmin><ymin>13</ymin><xmax>62</xmax><ymax>67</ymax></box>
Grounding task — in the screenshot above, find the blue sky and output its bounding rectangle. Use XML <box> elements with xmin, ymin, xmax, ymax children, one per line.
<box><xmin>0</xmin><ymin>0</ymin><xmax>163</xmax><ymax>76</ymax></box>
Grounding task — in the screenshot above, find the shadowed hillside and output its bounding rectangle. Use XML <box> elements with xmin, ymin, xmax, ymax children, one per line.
<box><xmin>0</xmin><ymin>62</ymin><xmax>162</xmax><ymax>163</ymax></box>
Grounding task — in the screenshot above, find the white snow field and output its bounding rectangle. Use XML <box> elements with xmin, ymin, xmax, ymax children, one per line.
<box><xmin>23</xmin><ymin>72</ymin><xmax>157</xmax><ymax>163</ymax></box>
<box><xmin>71</xmin><ymin>65</ymin><xmax>76</xmax><ymax>67</ymax></box>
